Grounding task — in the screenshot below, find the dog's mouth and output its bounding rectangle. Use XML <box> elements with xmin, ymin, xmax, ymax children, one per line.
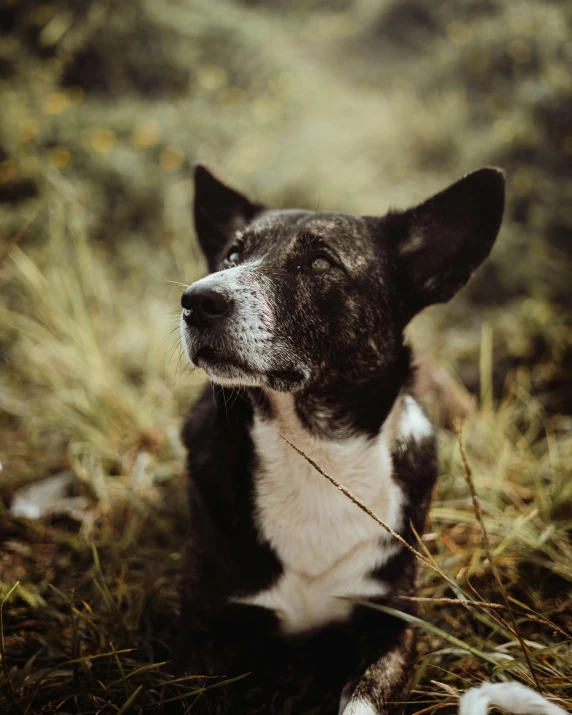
<box><xmin>192</xmin><ymin>346</ymin><xmax>305</xmax><ymax>388</ymax></box>
<box><xmin>194</xmin><ymin>346</ymin><xmax>249</xmax><ymax>373</ymax></box>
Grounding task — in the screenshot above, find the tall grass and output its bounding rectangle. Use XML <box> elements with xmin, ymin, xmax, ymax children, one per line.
<box><xmin>1</xmin><ymin>195</ymin><xmax>570</xmax><ymax>713</ymax></box>
<box><xmin>1</xmin><ymin>193</ymin><xmax>204</xmax><ymax>492</ymax></box>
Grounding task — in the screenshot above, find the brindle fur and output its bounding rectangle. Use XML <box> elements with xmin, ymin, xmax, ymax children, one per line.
<box><xmin>175</xmin><ymin>165</ymin><xmax>505</xmax><ymax>714</ymax></box>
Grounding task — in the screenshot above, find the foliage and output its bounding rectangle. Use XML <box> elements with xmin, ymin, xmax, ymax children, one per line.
<box><xmin>0</xmin><ymin>0</ymin><xmax>571</xmax><ymax>712</ymax></box>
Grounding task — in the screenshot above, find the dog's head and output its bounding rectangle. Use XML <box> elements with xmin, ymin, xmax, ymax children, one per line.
<box><xmin>180</xmin><ymin>165</ymin><xmax>504</xmax><ymax>391</ymax></box>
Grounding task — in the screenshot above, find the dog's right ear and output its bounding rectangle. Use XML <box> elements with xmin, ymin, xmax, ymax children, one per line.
<box><xmin>193</xmin><ymin>164</ymin><xmax>265</xmax><ymax>271</ymax></box>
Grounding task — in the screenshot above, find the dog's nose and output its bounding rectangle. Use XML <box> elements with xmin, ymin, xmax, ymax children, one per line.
<box><xmin>181</xmin><ymin>285</ymin><xmax>232</xmax><ymax>326</ymax></box>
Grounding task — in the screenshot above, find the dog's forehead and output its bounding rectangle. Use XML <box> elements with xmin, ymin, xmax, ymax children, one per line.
<box><xmin>247</xmin><ymin>210</ymin><xmax>376</xmax><ymax>265</ymax></box>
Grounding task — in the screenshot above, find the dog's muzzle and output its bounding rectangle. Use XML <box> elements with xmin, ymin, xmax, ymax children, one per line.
<box><xmin>181</xmin><ymin>285</ymin><xmax>233</xmax><ymax>329</ymax></box>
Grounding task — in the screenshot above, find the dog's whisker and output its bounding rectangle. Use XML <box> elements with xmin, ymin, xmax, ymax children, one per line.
<box><xmin>165</xmin><ymin>279</ymin><xmax>190</xmax><ymax>289</ymax></box>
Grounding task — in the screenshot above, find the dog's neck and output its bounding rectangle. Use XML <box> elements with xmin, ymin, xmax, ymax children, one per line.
<box><xmin>248</xmin><ymin>342</ymin><xmax>413</xmax><ymax>440</ymax></box>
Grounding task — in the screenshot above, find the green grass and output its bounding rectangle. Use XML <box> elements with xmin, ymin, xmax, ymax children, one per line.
<box><xmin>1</xmin><ymin>0</ymin><xmax>571</xmax><ymax>712</ymax></box>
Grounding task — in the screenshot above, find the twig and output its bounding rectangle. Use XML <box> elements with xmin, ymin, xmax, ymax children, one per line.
<box><xmin>398</xmin><ymin>596</ymin><xmax>504</xmax><ymax>609</ymax></box>
<box><xmin>281</xmin><ymin>437</ymin><xmax>505</xmax><ymax>604</ymax></box>
<box><xmin>455</xmin><ymin>420</ymin><xmax>542</xmax><ymax>693</ymax></box>
<box><xmin>397</xmin><ymin>596</ymin><xmax>572</xmax><ymax>640</ymax></box>
<box><xmin>280</xmin><ymin>437</ymin><xmax>435</xmax><ymax>570</ymax></box>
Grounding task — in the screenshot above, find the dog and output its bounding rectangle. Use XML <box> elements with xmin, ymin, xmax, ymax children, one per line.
<box><xmin>176</xmin><ymin>164</ymin><xmax>505</xmax><ymax>714</ymax></box>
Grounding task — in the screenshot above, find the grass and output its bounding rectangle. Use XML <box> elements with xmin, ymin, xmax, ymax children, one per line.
<box><xmin>1</xmin><ymin>183</ymin><xmax>570</xmax><ymax>714</ymax></box>
<box><xmin>1</xmin><ymin>0</ymin><xmax>571</xmax><ymax>712</ymax></box>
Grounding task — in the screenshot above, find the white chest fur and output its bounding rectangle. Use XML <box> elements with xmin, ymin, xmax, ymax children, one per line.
<box><xmin>231</xmin><ymin>393</ymin><xmax>431</xmax><ymax>635</ymax></box>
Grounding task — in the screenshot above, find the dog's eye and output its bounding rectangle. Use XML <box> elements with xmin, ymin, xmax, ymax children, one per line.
<box><xmin>309</xmin><ymin>256</ymin><xmax>331</xmax><ymax>271</ymax></box>
<box><xmin>223</xmin><ymin>244</ymin><xmax>243</xmax><ymax>268</ymax></box>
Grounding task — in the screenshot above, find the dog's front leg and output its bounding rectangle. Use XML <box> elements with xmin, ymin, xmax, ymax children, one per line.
<box><xmin>341</xmin><ymin>625</ymin><xmax>416</xmax><ymax>715</ymax></box>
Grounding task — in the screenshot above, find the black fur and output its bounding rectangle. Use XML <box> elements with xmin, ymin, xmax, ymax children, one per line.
<box><xmin>175</xmin><ymin>165</ymin><xmax>505</xmax><ymax>714</ymax></box>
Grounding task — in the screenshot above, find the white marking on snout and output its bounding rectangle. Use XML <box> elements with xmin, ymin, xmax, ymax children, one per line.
<box><xmin>180</xmin><ymin>261</ymin><xmax>293</xmax><ymax>382</ymax></box>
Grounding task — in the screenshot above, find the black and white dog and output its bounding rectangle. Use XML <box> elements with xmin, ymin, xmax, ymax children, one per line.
<box><xmin>177</xmin><ymin>165</ymin><xmax>505</xmax><ymax>714</ymax></box>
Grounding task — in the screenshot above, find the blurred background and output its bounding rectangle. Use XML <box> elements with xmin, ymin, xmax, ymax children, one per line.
<box><xmin>1</xmin><ymin>1</ymin><xmax>571</xmax><ymax>712</ymax></box>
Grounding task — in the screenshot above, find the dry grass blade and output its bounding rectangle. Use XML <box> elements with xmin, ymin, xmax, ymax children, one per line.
<box><xmin>492</xmin><ymin>642</ymin><xmax>569</xmax><ymax>675</ymax></box>
<box><xmin>282</xmin><ymin>437</ymin><xmax>505</xmax><ymax>612</ymax></box>
<box><xmin>280</xmin><ymin>437</ymin><xmax>434</xmax><ymax>570</ymax></box>
<box><xmin>116</xmin><ymin>683</ymin><xmax>143</xmax><ymax>714</ymax></box>
<box><xmin>398</xmin><ymin>597</ymin><xmax>572</xmax><ymax>643</ymax></box>
<box><xmin>398</xmin><ymin>596</ymin><xmax>505</xmax><ymax>609</ymax></box>
<box><xmin>411</xmin><ymin>701</ymin><xmax>455</xmax><ymax>715</ymax></box>
<box><xmin>161</xmin><ymin>673</ymin><xmax>252</xmax><ymax>705</ymax></box>
<box><xmin>455</xmin><ymin>420</ymin><xmax>542</xmax><ymax>692</ymax></box>
<box><xmin>110</xmin><ymin>640</ymin><xmax>130</xmax><ymax>701</ymax></box>
<box><xmin>107</xmin><ymin>661</ymin><xmax>169</xmax><ymax>687</ymax></box>
<box><xmin>350</xmin><ymin>601</ymin><xmax>500</xmax><ymax>666</ymax></box>
<box><xmin>22</xmin><ymin>648</ymin><xmax>136</xmax><ymax>714</ymax></box>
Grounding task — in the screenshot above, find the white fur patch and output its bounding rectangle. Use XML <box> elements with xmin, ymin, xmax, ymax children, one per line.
<box><xmin>459</xmin><ymin>682</ymin><xmax>567</xmax><ymax>715</ymax></box>
<box><xmin>342</xmin><ymin>697</ymin><xmax>376</xmax><ymax>715</ymax></box>
<box><xmin>398</xmin><ymin>395</ymin><xmax>433</xmax><ymax>443</ymax></box>
<box><xmin>338</xmin><ymin>682</ymin><xmax>355</xmax><ymax>714</ymax></box>
<box><xmin>231</xmin><ymin>394</ymin><xmax>405</xmax><ymax>634</ymax></box>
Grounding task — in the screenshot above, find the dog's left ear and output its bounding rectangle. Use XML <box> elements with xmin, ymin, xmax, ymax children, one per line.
<box><xmin>193</xmin><ymin>164</ymin><xmax>265</xmax><ymax>271</ymax></box>
<box><xmin>377</xmin><ymin>167</ymin><xmax>505</xmax><ymax>322</ymax></box>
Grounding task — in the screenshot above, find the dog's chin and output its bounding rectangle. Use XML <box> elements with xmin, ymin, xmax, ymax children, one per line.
<box><xmin>192</xmin><ymin>346</ymin><xmax>306</xmax><ymax>392</ymax></box>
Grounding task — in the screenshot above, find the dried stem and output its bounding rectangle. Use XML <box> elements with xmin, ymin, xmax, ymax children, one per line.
<box><xmin>455</xmin><ymin>419</ymin><xmax>542</xmax><ymax>692</ymax></box>
<box><xmin>398</xmin><ymin>596</ymin><xmax>504</xmax><ymax>609</ymax></box>
<box><xmin>280</xmin><ymin>436</ymin><xmax>435</xmax><ymax>570</ymax></box>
